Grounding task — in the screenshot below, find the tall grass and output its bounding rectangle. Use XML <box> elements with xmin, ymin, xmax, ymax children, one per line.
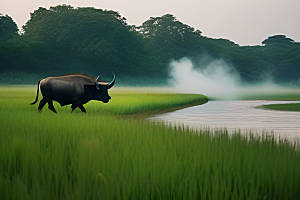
<box><xmin>0</xmin><ymin>86</ymin><xmax>300</xmax><ymax>200</ymax></box>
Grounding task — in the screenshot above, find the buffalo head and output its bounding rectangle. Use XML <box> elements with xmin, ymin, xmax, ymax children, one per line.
<box><xmin>94</xmin><ymin>72</ymin><xmax>116</xmax><ymax>103</ymax></box>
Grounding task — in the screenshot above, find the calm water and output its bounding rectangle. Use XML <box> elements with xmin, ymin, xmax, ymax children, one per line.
<box><xmin>151</xmin><ymin>100</ymin><xmax>300</xmax><ymax>140</ymax></box>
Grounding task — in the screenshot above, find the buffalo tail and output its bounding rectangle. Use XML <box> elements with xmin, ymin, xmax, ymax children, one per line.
<box><xmin>30</xmin><ymin>79</ymin><xmax>41</xmax><ymax>105</ymax></box>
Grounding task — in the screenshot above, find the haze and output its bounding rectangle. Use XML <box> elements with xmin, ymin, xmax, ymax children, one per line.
<box><xmin>1</xmin><ymin>0</ymin><xmax>299</xmax><ymax>46</ymax></box>
<box><xmin>169</xmin><ymin>57</ymin><xmax>299</xmax><ymax>100</ymax></box>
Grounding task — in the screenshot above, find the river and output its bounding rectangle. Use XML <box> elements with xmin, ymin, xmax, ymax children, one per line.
<box><xmin>151</xmin><ymin>100</ymin><xmax>300</xmax><ymax>141</ymax></box>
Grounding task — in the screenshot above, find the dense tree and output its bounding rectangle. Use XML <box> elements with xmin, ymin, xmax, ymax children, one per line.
<box><xmin>0</xmin><ymin>14</ymin><xmax>19</xmax><ymax>42</ymax></box>
<box><xmin>258</xmin><ymin>38</ymin><xmax>300</xmax><ymax>82</ymax></box>
<box><xmin>136</xmin><ymin>14</ymin><xmax>206</xmax><ymax>62</ymax></box>
<box><xmin>262</xmin><ymin>35</ymin><xmax>295</xmax><ymax>46</ymax></box>
<box><xmin>21</xmin><ymin>5</ymin><xmax>160</xmax><ymax>76</ymax></box>
<box><xmin>0</xmin><ymin>8</ymin><xmax>299</xmax><ymax>85</ymax></box>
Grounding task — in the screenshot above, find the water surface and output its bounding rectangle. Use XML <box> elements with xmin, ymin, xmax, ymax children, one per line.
<box><xmin>151</xmin><ymin>100</ymin><xmax>300</xmax><ymax>140</ymax></box>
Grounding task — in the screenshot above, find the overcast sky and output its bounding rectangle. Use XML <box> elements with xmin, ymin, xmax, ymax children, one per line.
<box><xmin>1</xmin><ymin>0</ymin><xmax>299</xmax><ymax>46</ymax></box>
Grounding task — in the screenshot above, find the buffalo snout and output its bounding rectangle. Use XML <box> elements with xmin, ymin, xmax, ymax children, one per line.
<box><xmin>102</xmin><ymin>95</ymin><xmax>111</xmax><ymax>103</ymax></box>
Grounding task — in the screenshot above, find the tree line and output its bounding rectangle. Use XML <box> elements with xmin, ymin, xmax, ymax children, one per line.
<box><xmin>1</xmin><ymin>5</ymin><xmax>299</xmax><ymax>85</ymax></box>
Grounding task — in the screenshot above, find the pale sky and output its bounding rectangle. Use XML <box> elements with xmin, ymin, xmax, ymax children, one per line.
<box><xmin>1</xmin><ymin>0</ymin><xmax>299</xmax><ymax>46</ymax></box>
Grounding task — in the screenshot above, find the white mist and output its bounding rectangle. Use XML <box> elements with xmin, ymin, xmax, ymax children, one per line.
<box><xmin>168</xmin><ymin>57</ymin><xmax>240</xmax><ymax>99</ymax></box>
<box><xmin>168</xmin><ymin>57</ymin><xmax>298</xmax><ymax>99</ymax></box>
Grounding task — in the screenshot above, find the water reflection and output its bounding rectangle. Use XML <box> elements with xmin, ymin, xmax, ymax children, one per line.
<box><xmin>151</xmin><ymin>100</ymin><xmax>300</xmax><ymax>140</ymax></box>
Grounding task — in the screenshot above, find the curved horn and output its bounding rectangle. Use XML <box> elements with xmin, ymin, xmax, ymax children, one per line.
<box><xmin>108</xmin><ymin>72</ymin><xmax>116</xmax><ymax>89</ymax></box>
<box><xmin>95</xmin><ymin>75</ymin><xmax>101</xmax><ymax>90</ymax></box>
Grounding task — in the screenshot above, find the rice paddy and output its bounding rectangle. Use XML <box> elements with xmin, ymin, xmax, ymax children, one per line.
<box><xmin>0</xmin><ymin>86</ymin><xmax>300</xmax><ymax>200</ymax></box>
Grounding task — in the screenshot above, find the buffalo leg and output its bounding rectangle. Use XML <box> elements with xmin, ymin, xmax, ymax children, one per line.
<box><xmin>78</xmin><ymin>105</ymin><xmax>86</xmax><ymax>113</ymax></box>
<box><xmin>71</xmin><ymin>104</ymin><xmax>86</xmax><ymax>113</ymax></box>
<box><xmin>38</xmin><ymin>98</ymin><xmax>47</xmax><ymax>112</ymax></box>
<box><xmin>71</xmin><ymin>99</ymin><xmax>86</xmax><ymax>113</ymax></box>
<box><xmin>48</xmin><ymin>101</ymin><xmax>57</xmax><ymax>114</ymax></box>
<box><xmin>71</xmin><ymin>105</ymin><xmax>76</xmax><ymax>112</ymax></box>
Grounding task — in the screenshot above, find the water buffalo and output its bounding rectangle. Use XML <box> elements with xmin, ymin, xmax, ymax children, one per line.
<box><xmin>30</xmin><ymin>72</ymin><xmax>115</xmax><ymax>113</ymax></box>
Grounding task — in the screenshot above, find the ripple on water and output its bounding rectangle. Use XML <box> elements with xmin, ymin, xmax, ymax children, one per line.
<box><xmin>151</xmin><ymin>100</ymin><xmax>300</xmax><ymax>141</ymax></box>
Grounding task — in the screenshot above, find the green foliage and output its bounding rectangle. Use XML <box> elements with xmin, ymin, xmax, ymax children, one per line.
<box><xmin>0</xmin><ymin>7</ymin><xmax>300</xmax><ymax>84</ymax></box>
<box><xmin>20</xmin><ymin>5</ymin><xmax>160</xmax><ymax>76</ymax></box>
<box><xmin>0</xmin><ymin>14</ymin><xmax>18</xmax><ymax>42</ymax></box>
<box><xmin>0</xmin><ymin>37</ymin><xmax>56</xmax><ymax>71</ymax></box>
<box><xmin>260</xmin><ymin>42</ymin><xmax>300</xmax><ymax>82</ymax></box>
<box><xmin>262</xmin><ymin>35</ymin><xmax>295</xmax><ymax>46</ymax></box>
<box><xmin>136</xmin><ymin>14</ymin><xmax>206</xmax><ymax>62</ymax></box>
<box><xmin>0</xmin><ymin>86</ymin><xmax>300</xmax><ymax>200</ymax></box>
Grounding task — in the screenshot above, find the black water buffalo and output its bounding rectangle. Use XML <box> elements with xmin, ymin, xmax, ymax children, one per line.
<box><xmin>31</xmin><ymin>72</ymin><xmax>115</xmax><ymax>113</ymax></box>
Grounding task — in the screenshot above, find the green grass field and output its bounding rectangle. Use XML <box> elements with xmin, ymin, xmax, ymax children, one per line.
<box><xmin>0</xmin><ymin>86</ymin><xmax>300</xmax><ymax>200</ymax></box>
<box><xmin>257</xmin><ymin>103</ymin><xmax>300</xmax><ymax>112</ymax></box>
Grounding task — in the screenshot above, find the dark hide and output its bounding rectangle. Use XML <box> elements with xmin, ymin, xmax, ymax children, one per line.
<box><xmin>30</xmin><ymin>73</ymin><xmax>115</xmax><ymax>113</ymax></box>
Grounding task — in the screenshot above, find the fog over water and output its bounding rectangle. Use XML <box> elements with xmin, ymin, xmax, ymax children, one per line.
<box><xmin>168</xmin><ymin>57</ymin><xmax>297</xmax><ymax>99</ymax></box>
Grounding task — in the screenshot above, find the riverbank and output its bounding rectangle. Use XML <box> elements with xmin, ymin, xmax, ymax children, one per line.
<box><xmin>256</xmin><ymin>102</ymin><xmax>300</xmax><ymax>112</ymax></box>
